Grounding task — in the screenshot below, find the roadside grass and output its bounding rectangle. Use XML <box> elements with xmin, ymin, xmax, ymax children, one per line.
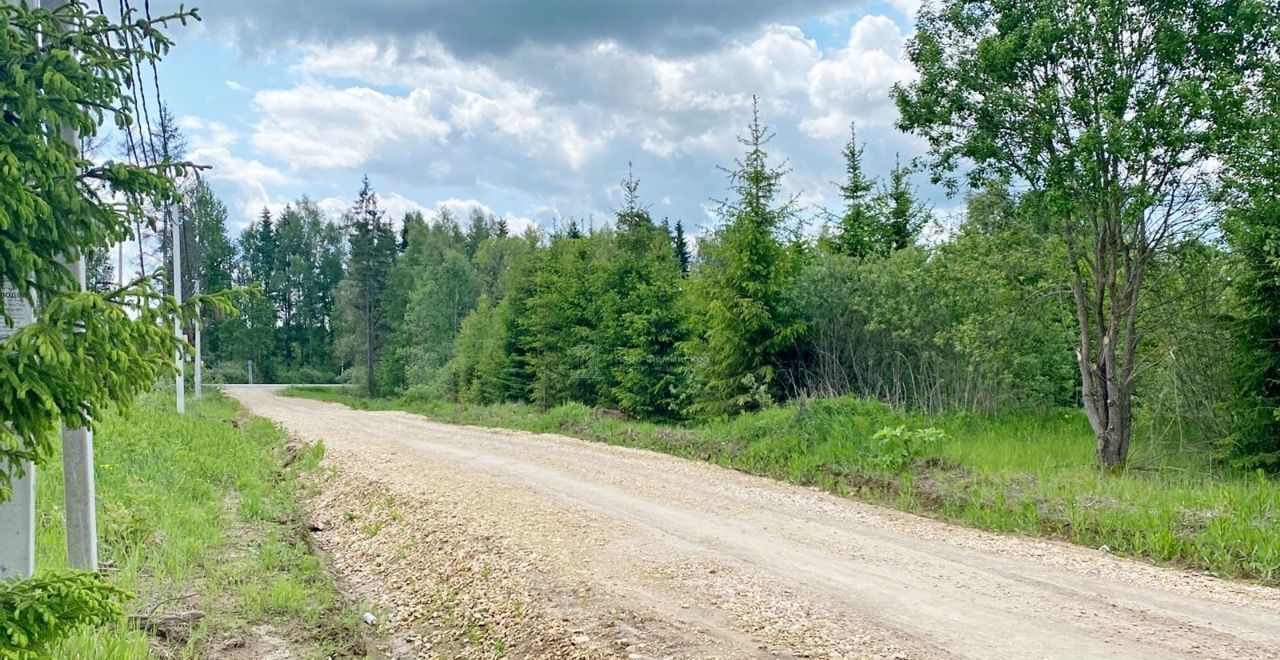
<box><xmin>285</xmin><ymin>385</ymin><xmax>1280</xmax><ymax>586</ymax></box>
<box><xmin>35</xmin><ymin>390</ymin><xmax>364</xmax><ymax>658</ymax></box>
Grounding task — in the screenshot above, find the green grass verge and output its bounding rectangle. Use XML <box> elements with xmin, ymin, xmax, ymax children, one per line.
<box><xmin>35</xmin><ymin>390</ymin><xmax>363</xmax><ymax>658</ymax></box>
<box><xmin>284</xmin><ymin>385</ymin><xmax>1280</xmax><ymax>585</ymax></box>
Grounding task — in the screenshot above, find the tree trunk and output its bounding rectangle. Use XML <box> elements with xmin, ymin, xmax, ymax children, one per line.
<box><xmin>365</xmin><ymin>289</ymin><xmax>375</xmax><ymax>397</ymax></box>
<box><xmin>1067</xmin><ymin>208</ymin><xmax>1140</xmax><ymax>471</ymax></box>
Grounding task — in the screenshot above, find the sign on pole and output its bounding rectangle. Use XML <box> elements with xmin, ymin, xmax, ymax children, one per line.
<box><xmin>0</xmin><ymin>283</ymin><xmax>37</xmax><ymax>580</ymax></box>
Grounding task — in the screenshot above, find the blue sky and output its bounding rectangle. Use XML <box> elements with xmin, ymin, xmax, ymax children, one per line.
<box><xmin>147</xmin><ymin>0</ymin><xmax>941</xmax><ymax>238</ymax></box>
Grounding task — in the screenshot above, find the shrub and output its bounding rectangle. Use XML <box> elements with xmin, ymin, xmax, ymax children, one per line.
<box><xmin>870</xmin><ymin>425</ymin><xmax>950</xmax><ymax>473</ymax></box>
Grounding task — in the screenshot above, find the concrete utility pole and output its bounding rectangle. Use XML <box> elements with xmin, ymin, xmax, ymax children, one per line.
<box><xmin>194</xmin><ymin>280</ymin><xmax>203</xmax><ymax>399</ymax></box>
<box><xmin>47</xmin><ymin>0</ymin><xmax>98</xmax><ymax>572</ymax></box>
<box><xmin>62</xmin><ymin>256</ymin><xmax>98</xmax><ymax>571</ymax></box>
<box><xmin>0</xmin><ymin>285</ymin><xmax>37</xmax><ymax>580</ymax></box>
<box><xmin>0</xmin><ymin>0</ymin><xmax>100</xmax><ymax>580</ymax></box>
<box><xmin>173</xmin><ymin>210</ymin><xmax>185</xmax><ymax>414</ymax></box>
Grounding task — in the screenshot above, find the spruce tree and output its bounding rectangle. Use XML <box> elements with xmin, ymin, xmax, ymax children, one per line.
<box><xmin>877</xmin><ymin>155</ymin><xmax>929</xmax><ymax>251</ymax></box>
<box><xmin>1224</xmin><ymin>54</ymin><xmax>1280</xmax><ymax>470</ymax></box>
<box><xmin>673</xmin><ymin>220</ymin><xmax>691</xmax><ymax>275</ymax></box>
<box><xmin>686</xmin><ymin>98</ymin><xmax>804</xmax><ymax>417</ymax></box>
<box><xmin>831</xmin><ymin>123</ymin><xmax>880</xmax><ymax>257</ymax></box>
<box><xmin>233</xmin><ymin>209</ymin><xmax>280</xmax><ymax>381</ymax></box>
<box><xmin>151</xmin><ymin>104</ymin><xmax>189</xmax><ymax>294</ymax></box>
<box><xmin>605</xmin><ymin>170</ymin><xmax>687</xmax><ymax>419</ymax></box>
<box><xmin>342</xmin><ymin>176</ymin><xmax>397</xmax><ymax>395</ymax></box>
<box><xmin>464</xmin><ymin>208</ymin><xmax>491</xmax><ymax>257</ymax></box>
<box><xmin>183</xmin><ymin>180</ymin><xmax>236</xmax><ymax>358</ymax></box>
<box><xmin>85</xmin><ymin>249</ymin><xmax>115</xmax><ymax>293</ymax></box>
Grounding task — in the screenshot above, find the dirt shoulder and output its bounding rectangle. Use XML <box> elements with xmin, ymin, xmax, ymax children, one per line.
<box><xmin>227</xmin><ymin>385</ymin><xmax>1280</xmax><ymax>660</ymax></box>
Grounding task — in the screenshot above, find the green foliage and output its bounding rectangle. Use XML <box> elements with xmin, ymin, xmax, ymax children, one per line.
<box><xmin>602</xmin><ymin>174</ymin><xmax>688</xmax><ymax>420</ymax></box>
<box><xmin>893</xmin><ymin>0</ymin><xmax>1268</xmax><ymax>468</ymax></box>
<box><xmin>521</xmin><ymin>229</ymin><xmax>612</xmax><ymax>408</ymax></box>
<box><xmin>0</xmin><ymin>282</ymin><xmax>230</xmax><ymax>499</ymax></box>
<box><xmin>672</xmin><ymin>220</ymin><xmax>691</xmax><ymax>275</ymax></box>
<box><xmin>209</xmin><ymin>198</ymin><xmax>344</xmax><ymax>385</ymax></box>
<box><xmin>0</xmin><ymin>1</ymin><xmax>197</xmax><ymax>307</ymax></box>
<box><xmin>1222</xmin><ymin>44</ymin><xmax>1280</xmax><ymax>470</ymax></box>
<box><xmin>220</xmin><ymin>199</ymin><xmax>348</xmax><ymax>386</ymax></box>
<box><xmin>874</xmin><ymin>157</ymin><xmax>929</xmax><ymax>252</ymax></box>
<box><xmin>438</xmin><ymin>185</ymin><xmax>689</xmax><ymax>421</ymax></box>
<box><xmin>828</xmin><ymin>123</ymin><xmax>880</xmax><ymax>257</ymax></box>
<box><xmin>443</xmin><ymin>230</ymin><xmax>541</xmax><ymax>405</ymax></box>
<box><xmin>379</xmin><ymin>210</ymin><xmax>480</xmax><ymax>391</ymax></box>
<box><xmin>336</xmin><ymin>177</ymin><xmax>397</xmax><ymax>395</ymax></box>
<box><xmin>684</xmin><ymin>99</ymin><xmax>805</xmax><ymax>417</ymax></box>
<box><xmin>870</xmin><ymin>425</ymin><xmax>949</xmax><ymax>473</ymax></box>
<box><xmin>796</xmin><ymin>183</ymin><xmax>1077</xmax><ymax>413</ymax></box>
<box><xmin>0</xmin><ymin>1</ymin><xmax>236</xmax><ymax>500</ymax></box>
<box><xmin>0</xmin><ymin>572</ymin><xmax>128</xmax><ymax>659</ymax></box>
<box><xmin>826</xmin><ymin>125</ymin><xmax>928</xmax><ymax>257</ymax></box>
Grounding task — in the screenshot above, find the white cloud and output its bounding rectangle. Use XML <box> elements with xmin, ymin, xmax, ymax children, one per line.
<box><xmin>250</xmin><ymin>84</ymin><xmax>453</xmax><ymax>170</ymax></box>
<box><xmin>888</xmin><ymin>0</ymin><xmax>925</xmax><ymax>21</ymax></box>
<box><xmin>312</xmin><ymin>194</ymin><xmax>537</xmax><ymax>238</ymax></box>
<box><xmin>314</xmin><ymin>192</ymin><xmax>426</xmax><ymax>226</ymax></box>
<box><xmin>800</xmin><ymin>14</ymin><xmax>915</xmax><ymax>139</ymax></box>
<box><xmin>189</xmin><ymin>11</ymin><xmax>939</xmax><ymax>235</ymax></box>
<box><xmin>226</xmin><ymin>80</ymin><xmax>250</xmax><ymax>93</ymax></box>
<box><xmin>178</xmin><ymin>116</ymin><xmax>238</xmax><ymax>150</ymax></box>
<box><xmin>382</xmin><ymin>192</ymin><xmax>429</xmax><ymax>224</ymax></box>
<box><xmin>178</xmin><ymin>116</ymin><xmax>293</xmax><ymax>228</ymax></box>
<box><xmin>315</xmin><ymin>196</ymin><xmax>348</xmax><ymax>220</ymax></box>
<box><xmin>428</xmin><ymin>198</ymin><xmax>538</xmax><ymax>236</ymax></box>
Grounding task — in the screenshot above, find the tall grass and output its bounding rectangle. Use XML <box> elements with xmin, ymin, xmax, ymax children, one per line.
<box><xmin>34</xmin><ymin>391</ymin><xmax>361</xmax><ymax>658</ymax></box>
<box><xmin>286</xmin><ymin>386</ymin><xmax>1280</xmax><ymax>585</ymax></box>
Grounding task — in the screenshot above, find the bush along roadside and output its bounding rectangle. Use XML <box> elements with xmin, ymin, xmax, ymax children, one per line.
<box><xmin>284</xmin><ymin>386</ymin><xmax>1280</xmax><ymax>586</ymax></box>
<box><xmin>17</xmin><ymin>390</ymin><xmax>365</xmax><ymax>659</ymax></box>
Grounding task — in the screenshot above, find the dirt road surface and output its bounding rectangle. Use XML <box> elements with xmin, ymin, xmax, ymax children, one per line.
<box><xmin>225</xmin><ymin>385</ymin><xmax>1280</xmax><ymax>660</ymax></box>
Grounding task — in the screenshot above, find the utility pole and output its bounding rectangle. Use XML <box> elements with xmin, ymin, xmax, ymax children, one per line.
<box><xmin>62</xmin><ymin>255</ymin><xmax>98</xmax><ymax>571</ymax></box>
<box><xmin>173</xmin><ymin>210</ymin><xmax>185</xmax><ymax>414</ymax></box>
<box><xmin>45</xmin><ymin>0</ymin><xmax>98</xmax><ymax>571</ymax></box>
<box><xmin>194</xmin><ymin>280</ymin><xmax>203</xmax><ymax>399</ymax></box>
<box><xmin>0</xmin><ymin>0</ymin><xmax>99</xmax><ymax>579</ymax></box>
<box><xmin>0</xmin><ymin>284</ymin><xmax>37</xmax><ymax>580</ymax></box>
<box><xmin>0</xmin><ymin>0</ymin><xmax>33</xmax><ymax>585</ymax></box>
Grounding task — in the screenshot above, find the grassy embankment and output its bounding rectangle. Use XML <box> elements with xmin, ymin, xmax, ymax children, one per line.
<box><xmin>35</xmin><ymin>390</ymin><xmax>364</xmax><ymax>658</ymax></box>
<box><xmin>285</xmin><ymin>385</ymin><xmax>1279</xmax><ymax>585</ymax></box>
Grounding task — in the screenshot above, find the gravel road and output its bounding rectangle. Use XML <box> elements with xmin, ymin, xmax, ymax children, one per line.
<box><xmin>225</xmin><ymin>385</ymin><xmax>1280</xmax><ymax>660</ymax></box>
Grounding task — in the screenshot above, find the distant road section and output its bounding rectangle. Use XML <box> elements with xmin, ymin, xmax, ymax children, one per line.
<box><xmin>226</xmin><ymin>385</ymin><xmax>1280</xmax><ymax>660</ymax></box>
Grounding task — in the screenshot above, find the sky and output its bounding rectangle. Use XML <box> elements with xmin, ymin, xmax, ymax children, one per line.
<box><xmin>147</xmin><ymin>0</ymin><xmax>942</xmax><ymax>239</ymax></box>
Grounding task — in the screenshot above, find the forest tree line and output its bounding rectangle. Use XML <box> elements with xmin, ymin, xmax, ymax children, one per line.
<box><xmin>167</xmin><ymin>0</ymin><xmax>1276</xmax><ymax>471</ymax></box>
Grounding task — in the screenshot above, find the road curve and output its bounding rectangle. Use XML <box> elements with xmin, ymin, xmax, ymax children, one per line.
<box><xmin>225</xmin><ymin>385</ymin><xmax>1280</xmax><ymax>660</ymax></box>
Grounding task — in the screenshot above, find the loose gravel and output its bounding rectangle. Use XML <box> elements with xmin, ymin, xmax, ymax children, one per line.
<box><xmin>228</xmin><ymin>386</ymin><xmax>1280</xmax><ymax>660</ymax></box>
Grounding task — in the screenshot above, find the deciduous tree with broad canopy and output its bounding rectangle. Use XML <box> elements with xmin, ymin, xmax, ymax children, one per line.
<box><xmin>893</xmin><ymin>0</ymin><xmax>1271</xmax><ymax>468</ymax></box>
